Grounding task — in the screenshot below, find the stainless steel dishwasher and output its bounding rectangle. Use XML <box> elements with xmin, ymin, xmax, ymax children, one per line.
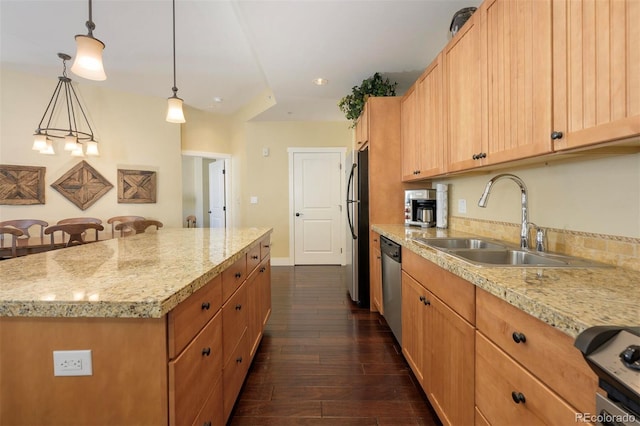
<box><xmin>380</xmin><ymin>236</ymin><xmax>402</xmax><ymax>345</ymax></box>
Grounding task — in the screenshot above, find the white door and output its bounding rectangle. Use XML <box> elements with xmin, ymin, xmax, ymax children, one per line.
<box><xmin>293</xmin><ymin>151</ymin><xmax>343</xmax><ymax>264</ymax></box>
<box><xmin>208</xmin><ymin>160</ymin><xmax>226</xmax><ymax>228</ymax></box>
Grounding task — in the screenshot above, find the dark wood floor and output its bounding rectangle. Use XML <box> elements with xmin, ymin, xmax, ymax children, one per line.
<box><xmin>228</xmin><ymin>265</ymin><xmax>441</xmax><ymax>425</ymax></box>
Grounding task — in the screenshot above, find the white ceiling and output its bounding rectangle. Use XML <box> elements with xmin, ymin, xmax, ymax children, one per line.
<box><xmin>0</xmin><ymin>0</ymin><xmax>480</xmax><ymax>122</ymax></box>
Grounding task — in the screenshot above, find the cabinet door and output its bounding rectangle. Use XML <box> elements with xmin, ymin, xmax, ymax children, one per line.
<box><xmin>425</xmin><ymin>294</ymin><xmax>475</xmax><ymax>426</ymax></box>
<box><xmin>482</xmin><ymin>0</ymin><xmax>553</xmax><ymax>164</ymax></box>
<box><xmin>417</xmin><ymin>54</ymin><xmax>446</xmax><ymax>177</ymax></box>
<box><xmin>401</xmin><ymin>86</ymin><xmax>420</xmax><ymax>181</ymax></box>
<box><xmin>444</xmin><ymin>11</ymin><xmax>484</xmax><ymax>172</ymax></box>
<box><xmin>553</xmin><ymin>0</ymin><xmax>640</xmax><ymax>150</ymax></box>
<box><xmin>259</xmin><ymin>257</ymin><xmax>271</xmax><ymax>330</ymax></box>
<box><xmin>356</xmin><ymin>102</ymin><xmax>369</xmax><ymax>148</ymax></box>
<box><xmin>401</xmin><ymin>271</ymin><xmax>425</xmax><ymax>383</ymax></box>
<box><xmin>370</xmin><ymin>232</ymin><xmax>383</xmax><ymax>314</ymax></box>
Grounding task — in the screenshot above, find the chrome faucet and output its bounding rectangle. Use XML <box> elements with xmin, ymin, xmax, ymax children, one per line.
<box><xmin>478</xmin><ymin>173</ymin><xmax>530</xmax><ymax>249</ymax></box>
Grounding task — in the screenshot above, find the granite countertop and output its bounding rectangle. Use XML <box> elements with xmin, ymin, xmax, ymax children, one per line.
<box><xmin>373</xmin><ymin>224</ymin><xmax>640</xmax><ymax>338</ymax></box>
<box><xmin>0</xmin><ymin>227</ymin><xmax>272</xmax><ymax>319</ymax></box>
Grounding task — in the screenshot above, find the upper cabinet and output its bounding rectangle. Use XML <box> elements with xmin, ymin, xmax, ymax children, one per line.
<box><xmin>401</xmin><ymin>86</ymin><xmax>419</xmax><ymax>180</ymax></box>
<box><xmin>443</xmin><ymin>11</ymin><xmax>484</xmax><ymax>173</ymax></box>
<box><xmin>355</xmin><ymin>101</ymin><xmax>369</xmax><ymax>148</ymax></box>
<box><xmin>552</xmin><ymin>0</ymin><xmax>640</xmax><ymax>151</ymax></box>
<box><xmin>480</xmin><ymin>0</ymin><xmax>554</xmax><ymax>164</ymax></box>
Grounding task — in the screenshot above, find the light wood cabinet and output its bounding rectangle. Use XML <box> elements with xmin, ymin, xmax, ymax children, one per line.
<box><xmin>355</xmin><ymin>101</ymin><xmax>369</xmax><ymax>148</ymax></box>
<box><xmin>480</xmin><ymin>0</ymin><xmax>554</xmax><ymax>165</ymax></box>
<box><xmin>476</xmin><ymin>333</ymin><xmax>581</xmax><ymax>426</ymax></box>
<box><xmin>401</xmin><ymin>54</ymin><xmax>446</xmax><ymax>181</ymax></box>
<box><xmin>552</xmin><ymin>0</ymin><xmax>640</xmax><ymax>150</ymax></box>
<box><xmin>247</xmin><ymin>256</ymin><xmax>271</xmax><ymax>359</ymax></box>
<box><xmin>476</xmin><ymin>288</ymin><xmax>598</xmax><ymax>417</ymax></box>
<box><xmin>443</xmin><ymin>10</ymin><xmax>484</xmax><ymax>173</ymax></box>
<box><xmin>401</xmin><ymin>250</ymin><xmax>475</xmax><ymax>426</ymax></box>
<box><xmin>370</xmin><ymin>232</ymin><xmax>383</xmax><ymax>314</ymax></box>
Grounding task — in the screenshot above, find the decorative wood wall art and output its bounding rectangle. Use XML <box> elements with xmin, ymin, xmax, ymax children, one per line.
<box><xmin>117</xmin><ymin>169</ymin><xmax>157</xmax><ymax>204</ymax></box>
<box><xmin>51</xmin><ymin>161</ymin><xmax>113</xmax><ymax>210</ymax></box>
<box><xmin>0</xmin><ymin>164</ymin><xmax>46</xmax><ymax>205</ymax></box>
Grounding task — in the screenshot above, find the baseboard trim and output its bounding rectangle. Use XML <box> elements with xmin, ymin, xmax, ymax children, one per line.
<box><xmin>270</xmin><ymin>257</ymin><xmax>293</xmax><ymax>266</ymax></box>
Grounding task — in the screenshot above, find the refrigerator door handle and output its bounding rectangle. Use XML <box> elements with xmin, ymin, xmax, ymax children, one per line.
<box><xmin>346</xmin><ymin>163</ymin><xmax>358</xmax><ymax>240</ymax></box>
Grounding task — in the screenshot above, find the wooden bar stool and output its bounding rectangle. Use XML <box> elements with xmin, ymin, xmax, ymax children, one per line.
<box><xmin>45</xmin><ymin>223</ymin><xmax>104</xmax><ymax>248</ymax></box>
<box><xmin>115</xmin><ymin>220</ymin><xmax>163</xmax><ymax>236</ymax></box>
<box><xmin>107</xmin><ymin>216</ymin><xmax>145</xmax><ymax>238</ymax></box>
<box><xmin>186</xmin><ymin>215</ymin><xmax>196</xmax><ymax>228</ymax></box>
<box><xmin>0</xmin><ymin>227</ymin><xmax>25</xmax><ymax>258</ymax></box>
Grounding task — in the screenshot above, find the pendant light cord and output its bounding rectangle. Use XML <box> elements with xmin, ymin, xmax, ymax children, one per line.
<box><xmin>86</xmin><ymin>0</ymin><xmax>96</xmax><ymax>36</ymax></box>
<box><xmin>172</xmin><ymin>0</ymin><xmax>178</xmax><ymax>94</ymax></box>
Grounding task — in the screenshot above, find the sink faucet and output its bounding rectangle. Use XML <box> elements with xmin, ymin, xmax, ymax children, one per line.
<box><xmin>478</xmin><ymin>173</ymin><xmax>530</xmax><ymax>249</ymax></box>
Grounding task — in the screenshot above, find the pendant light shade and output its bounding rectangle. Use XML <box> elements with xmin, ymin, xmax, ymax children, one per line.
<box><xmin>32</xmin><ymin>53</ymin><xmax>100</xmax><ymax>157</ymax></box>
<box><xmin>71</xmin><ymin>35</ymin><xmax>106</xmax><ymax>81</ymax></box>
<box><xmin>166</xmin><ymin>94</ymin><xmax>186</xmax><ymax>123</ymax></box>
<box><xmin>166</xmin><ymin>0</ymin><xmax>185</xmax><ymax>123</ymax></box>
<box><xmin>71</xmin><ymin>0</ymin><xmax>106</xmax><ymax>81</ymax></box>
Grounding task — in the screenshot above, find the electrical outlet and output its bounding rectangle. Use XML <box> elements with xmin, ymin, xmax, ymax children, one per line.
<box><xmin>53</xmin><ymin>350</ymin><xmax>93</xmax><ymax>376</ymax></box>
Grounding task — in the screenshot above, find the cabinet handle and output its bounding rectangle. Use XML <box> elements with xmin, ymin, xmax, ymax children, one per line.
<box><xmin>419</xmin><ymin>295</ymin><xmax>425</xmax><ymax>302</ymax></box>
<box><xmin>472</xmin><ymin>154</ymin><xmax>478</xmax><ymax>160</ymax></box>
<box><xmin>263</xmin><ymin>244</ymin><xmax>270</xmax><ymax>248</ymax></box>
<box><xmin>202</xmin><ymin>347</ymin><xmax>211</xmax><ymax>357</ymax></box>
<box><xmin>551</xmin><ymin>131</ymin><xmax>564</xmax><ymax>140</ymax></box>
<box><xmin>201</xmin><ymin>302</ymin><xmax>210</xmax><ymax>310</ymax></box>
<box><xmin>235</xmin><ymin>272</ymin><xmax>242</xmax><ymax>279</ymax></box>
<box><xmin>512</xmin><ymin>332</ymin><xmax>527</xmax><ymax>344</ymax></box>
<box><xmin>235</xmin><ymin>304</ymin><xmax>242</xmax><ymax>310</ymax></box>
<box><xmin>511</xmin><ymin>391</ymin><xmax>526</xmax><ymax>404</ymax></box>
<box><xmin>260</xmin><ymin>267</ymin><xmax>266</xmax><ymax>273</ymax></box>
<box><xmin>251</xmin><ymin>255</ymin><xmax>259</xmax><ymax>260</ymax></box>
<box><xmin>236</xmin><ymin>356</ymin><xmax>243</xmax><ymax>363</ymax></box>
<box><xmin>423</xmin><ymin>299</ymin><xmax>430</xmax><ymax>306</ymax></box>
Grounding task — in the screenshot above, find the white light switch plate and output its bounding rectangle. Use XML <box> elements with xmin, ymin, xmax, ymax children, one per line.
<box><xmin>458</xmin><ymin>199</ymin><xmax>467</xmax><ymax>214</ymax></box>
<box><xmin>250</xmin><ymin>196</ymin><xmax>258</xmax><ymax>204</ymax></box>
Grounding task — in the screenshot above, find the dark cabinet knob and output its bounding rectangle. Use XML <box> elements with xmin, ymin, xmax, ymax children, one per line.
<box><xmin>203</xmin><ymin>422</ymin><xmax>212</xmax><ymax>426</ymax></box>
<box><xmin>423</xmin><ymin>299</ymin><xmax>430</xmax><ymax>306</ymax></box>
<box><xmin>201</xmin><ymin>302</ymin><xmax>210</xmax><ymax>310</ymax></box>
<box><xmin>511</xmin><ymin>391</ymin><xmax>526</xmax><ymax>404</ymax></box>
<box><xmin>260</xmin><ymin>267</ymin><xmax>266</xmax><ymax>273</ymax></box>
<box><xmin>419</xmin><ymin>295</ymin><xmax>425</xmax><ymax>302</ymax></box>
<box><xmin>235</xmin><ymin>304</ymin><xmax>242</xmax><ymax>310</ymax></box>
<box><xmin>480</xmin><ymin>152</ymin><xmax>487</xmax><ymax>158</ymax></box>
<box><xmin>512</xmin><ymin>332</ymin><xmax>527</xmax><ymax>344</ymax></box>
<box><xmin>202</xmin><ymin>347</ymin><xmax>211</xmax><ymax>357</ymax></box>
<box><xmin>235</xmin><ymin>272</ymin><xmax>242</xmax><ymax>279</ymax></box>
<box><xmin>236</xmin><ymin>356</ymin><xmax>243</xmax><ymax>363</ymax></box>
<box><xmin>551</xmin><ymin>131</ymin><xmax>564</xmax><ymax>140</ymax></box>
<box><xmin>252</xmin><ymin>255</ymin><xmax>259</xmax><ymax>259</ymax></box>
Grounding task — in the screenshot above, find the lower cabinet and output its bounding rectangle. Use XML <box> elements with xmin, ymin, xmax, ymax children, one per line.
<box><xmin>401</xmin><ymin>250</ymin><xmax>475</xmax><ymax>426</ymax></box>
<box><xmin>370</xmin><ymin>232</ymin><xmax>383</xmax><ymax>314</ymax></box>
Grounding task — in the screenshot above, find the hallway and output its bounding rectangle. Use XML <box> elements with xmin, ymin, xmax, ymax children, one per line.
<box><xmin>228</xmin><ymin>265</ymin><xmax>441</xmax><ymax>425</ymax></box>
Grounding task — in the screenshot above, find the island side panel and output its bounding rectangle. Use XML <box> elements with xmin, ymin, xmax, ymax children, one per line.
<box><xmin>0</xmin><ymin>316</ymin><xmax>168</xmax><ymax>425</ymax></box>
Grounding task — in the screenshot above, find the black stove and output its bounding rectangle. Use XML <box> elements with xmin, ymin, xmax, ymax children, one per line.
<box><xmin>575</xmin><ymin>326</ymin><xmax>640</xmax><ymax>426</ymax></box>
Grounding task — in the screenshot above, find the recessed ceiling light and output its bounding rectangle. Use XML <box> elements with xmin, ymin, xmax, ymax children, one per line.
<box><xmin>213</xmin><ymin>97</ymin><xmax>223</xmax><ymax>103</ymax></box>
<box><xmin>312</xmin><ymin>78</ymin><xmax>328</xmax><ymax>86</ymax></box>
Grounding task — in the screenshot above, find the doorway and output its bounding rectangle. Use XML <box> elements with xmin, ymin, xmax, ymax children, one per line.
<box><xmin>181</xmin><ymin>151</ymin><xmax>231</xmax><ymax>228</ymax></box>
<box><xmin>288</xmin><ymin>147</ymin><xmax>346</xmax><ymax>265</ymax></box>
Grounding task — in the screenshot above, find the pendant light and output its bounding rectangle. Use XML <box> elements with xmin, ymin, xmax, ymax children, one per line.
<box><xmin>32</xmin><ymin>53</ymin><xmax>99</xmax><ymax>157</ymax></box>
<box><xmin>166</xmin><ymin>0</ymin><xmax>186</xmax><ymax>123</ymax></box>
<box><xmin>71</xmin><ymin>0</ymin><xmax>106</xmax><ymax>81</ymax></box>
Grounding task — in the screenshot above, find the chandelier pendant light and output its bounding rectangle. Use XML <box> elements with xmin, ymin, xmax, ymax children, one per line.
<box><xmin>71</xmin><ymin>0</ymin><xmax>106</xmax><ymax>81</ymax></box>
<box><xmin>166</xmin><ymin>0</ymin><xmax>185</xmax><ymax>123</ymax></box>
<box><xmin>33</xmin><ymin>53</ymin><xmax>99</xmax><ymax>157</ymax></box>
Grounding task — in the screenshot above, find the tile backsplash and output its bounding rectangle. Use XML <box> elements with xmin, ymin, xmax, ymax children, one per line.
<box><xmin>449</xmin><ymin>216</ymin><xmax>640</xmax><ymax>271</ymax></box>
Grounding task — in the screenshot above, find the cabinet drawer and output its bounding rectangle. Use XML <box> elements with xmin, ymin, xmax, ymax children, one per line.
<box><xmin>476</xmin><ymin>289</ymin><xmax>597</xmax><ymax>415</ymax></box>
<box><xmin>192</xmin><ymin>374</ymin><xmax>224</xmax><ymax>426</ymax></box>
<box><xmin>476</xmin><ymin>333</ymin><xmax>579</xmax><ymax>426</ymax></box>
<box><xmin>169</xmin><ymin>311</ymin><xmax>223</xmax><ymax>426</ymax></box>
<box><xmin>222</xmin><ymin>255</ymin><xmax>247</xmax><ymax>302</ymax></box>
<box><xmin>402</xmin><ymin>249</ymin><xmax>475</xmax><ymax>324</ymax></box>
<box><xmin>260</xmin><ymin>237</ymin><xmax>271</xmax><ymax>260</ymax></box>
<box><xmin>223</xmin><ymin>330</ymin><xmax>250</xmax><ymax>420</ymax></box>
<box><xmin>247</xmin><ymin>244</ymin><xmax>261</xmax><ymax>275</ymax></box>
<box><xmin>222</xmin><ymin>284</ymin><xmax>247</xmax><ymax>366</ymax></box>
<box><xmin>168</xmin><ymin>274</ymin><xmax>222</xmax><ymax>358</ymax></box>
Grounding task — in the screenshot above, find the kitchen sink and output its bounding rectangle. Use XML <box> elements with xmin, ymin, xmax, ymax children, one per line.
<box><xmin>413</xmin><ymin>237</ymin><xmax>507</xmax><ymax>250</ymax></box>
<box><xmin>411</xmin><ymin>237</ymin><xmax>609</xmax><ymax>268</ymax></box>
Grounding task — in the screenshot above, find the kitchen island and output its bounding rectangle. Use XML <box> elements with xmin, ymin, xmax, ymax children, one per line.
<box><xmin>0</xmin><ymin>227</ymin><xmax>272</xmax><ymax>426</ymax></box>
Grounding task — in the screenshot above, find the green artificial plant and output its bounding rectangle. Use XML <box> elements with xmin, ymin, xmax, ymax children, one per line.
<box><xmin>338</xmin><ymin>72</ymin><xmax>398</xmax><ymax>125</ymax></box>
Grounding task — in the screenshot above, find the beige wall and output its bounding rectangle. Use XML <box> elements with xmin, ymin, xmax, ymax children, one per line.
<box><xmin>239</xmin><ymin>121</ymin><xmax>352</xmax><ymax>260</ymax></box>
<box><xmin>0</xmin><ymin>69</ymin><xmax>183</xmax><ymax>227</ymax></box>
<box><xmin>433</xmin><ymin>153</ymin><xmax>640</xmax><ymax>238</ymax></box>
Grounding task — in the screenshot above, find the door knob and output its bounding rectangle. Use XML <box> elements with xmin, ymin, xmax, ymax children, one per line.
<box><xmin>295</xmin><ymin>212</ymin><xmax>302</xmax><ymax>217</ymax></box>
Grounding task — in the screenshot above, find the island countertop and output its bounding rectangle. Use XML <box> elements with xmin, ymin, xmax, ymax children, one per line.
<box><xmin>0</xmin><ymin>227</ymin><xmax>272</xmax><ymax>318</ymax></box>
<box><xmin>373</xmin><ymin>224</ymin><xmax>640</xmax><ymax>338</ymax></box>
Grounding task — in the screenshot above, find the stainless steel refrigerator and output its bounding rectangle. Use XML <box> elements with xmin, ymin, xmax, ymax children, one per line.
<box><xmin>345</xmin><ymin>148</ymin><xmax>369</xmax><ymax>308</ymax></box>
